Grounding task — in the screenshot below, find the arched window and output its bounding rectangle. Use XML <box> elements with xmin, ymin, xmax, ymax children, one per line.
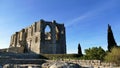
<box><xmin>35</xmin><ymin>37</ymin><xmax>38</xmax><ymax>43</ymax></box>
<box><xmin>45</xmin><ymin>25</ymin><xmax>51</xmax><ymax>33</ymax></box>
<box><xmin>44</xmin><ymin>25</ymin><xmax>51</xmax><ymax>40</ymax></box>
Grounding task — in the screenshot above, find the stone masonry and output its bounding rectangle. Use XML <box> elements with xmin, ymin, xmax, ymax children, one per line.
<box><xmin>9</xmin><ymin>19</ymin><xmax>66</xmax><ymax>54</ymax></box>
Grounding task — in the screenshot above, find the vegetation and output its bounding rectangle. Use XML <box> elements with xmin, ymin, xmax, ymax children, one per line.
<box><xmin>107</xmin><ymin>24</ymin><xmax>117</xmax><ymax>52</ymax></box>
<box><xmin>104</xmin><ymin>47</ymin><xmax>120</xmax><ymax>65</ymax></box>
<box><xmin>41</xmin><ymin>54</ymin><xmax>82</xmax><ymax>60</ymax></box>
<box><xmin>83</xmin><ymin>47</ymin><xmax>106</xmax><ymax>60</ymax></box>
<box><xmin>78</xmin><ymin>43</ymin><xmax>83</xmax><ymax>56</ymax></box>
<box><xmin>40</xmin><ymin>47</ymin><xmax>106</xmax><ymax>60</ymax></box>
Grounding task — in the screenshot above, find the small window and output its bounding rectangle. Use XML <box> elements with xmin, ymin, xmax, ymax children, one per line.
<box><xmin>35</xmin><ymin>37</ymin><xmax>38</xmax><ymax>43</ymax></box>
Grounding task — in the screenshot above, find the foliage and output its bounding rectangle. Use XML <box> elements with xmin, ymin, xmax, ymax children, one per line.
<box><xmin>40</xmin><ymin>47</ymin><xmax>106</xmax><ymax>60</ymax></box>
<box><xmin>104</xmin><ymin>47</ymin><xmax>120</xmax><ymax>64</ymax></box>
<box><xmin>83</xmin><ymin>47</ymin><xmax>106</xmax><ymax>60</ymax></box>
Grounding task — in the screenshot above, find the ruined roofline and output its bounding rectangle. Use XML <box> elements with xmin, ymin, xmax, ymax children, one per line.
<box><xmin>12</xmin><ymin>19</ymin><xmax>65</xmax><ymax>35</ymax></box>
<box><xmin>39</xmin><ymin>19</ymin><xmax>65</xmax><ymax>26</ymax></box>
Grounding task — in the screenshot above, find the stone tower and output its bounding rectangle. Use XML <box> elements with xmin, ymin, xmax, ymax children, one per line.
<box><xmin>9</xmin><ymin>19</ymin><xmax>66</xmax><ymax>54</ymax></box>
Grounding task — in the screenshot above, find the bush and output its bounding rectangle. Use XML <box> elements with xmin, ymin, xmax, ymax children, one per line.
<box><xmin>104</xmin><ymin>47</ymin><xmax>120</xmax><ymax>64</ymax></box>
<box><xmin>83</xmin><ymin>47</ymin><xmax>106</xmax><ymax>60</ymax></box>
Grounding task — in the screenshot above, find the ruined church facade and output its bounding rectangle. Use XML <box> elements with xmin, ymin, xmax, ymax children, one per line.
<box><xmin>9</xmin><ymin>20</ymin><xmax>66</xmax><ymax>54</ymax></box>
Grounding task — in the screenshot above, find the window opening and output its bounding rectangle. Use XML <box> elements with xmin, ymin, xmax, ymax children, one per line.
<box><xmin>35</xmin><ymin>37</ymin><xmax>38</xmax><ymax>43</ymax></box>
<box><xmin>45</xmin><ymin>25</ymin><xmax>51</xmax><ymax>40</ymax></box>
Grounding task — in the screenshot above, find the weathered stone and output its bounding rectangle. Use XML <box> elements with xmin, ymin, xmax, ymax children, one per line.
<box><xmin>9</xmin><ymin>19</ymin><xmax>66</xmax><ymax>54</ymax></box>
<box><xmin>44</xmin><ymin>62</ymin><xmax>81</xmax><ymax>68</ymax></box>
<box><xmin>8</xmin><ymin>47</ymin><xmax>24</xmax><ymax>53</ymax></box>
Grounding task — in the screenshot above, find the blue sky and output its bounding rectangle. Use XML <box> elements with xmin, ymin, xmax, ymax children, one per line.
<box><xmin>0</xmin><ymin>0</ymin><xmax>120</xmax><ymax>53</ymax></box>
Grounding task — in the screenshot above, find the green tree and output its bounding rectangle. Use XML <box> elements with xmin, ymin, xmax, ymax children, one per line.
<box><xmin>84</xmin><ymin>47</ymin><xmax>106</xmax><ymax>60</ymax></box>
<box><xmin>104</xmin><ymin>47</ymin><xmax>120</xmax><ymax>64</ymax></box>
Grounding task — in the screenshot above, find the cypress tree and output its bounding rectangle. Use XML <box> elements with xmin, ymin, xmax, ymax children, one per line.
<box><xmin>78</xmin><ymin>43</ymin><xmax>83</xmax><ymax>56</ymax></box>
<box><xmin>107</xmin><ymin>24</ymin><xmax>117</xmax><ymax>52</ymax></box>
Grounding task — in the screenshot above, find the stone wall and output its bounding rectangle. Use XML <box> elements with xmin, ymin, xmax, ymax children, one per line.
<box><xmin>0</xmin><ymin>58</ymin><xmax>119</xmax><ymax>68</ymax></box>
<box><xmin>9</xmin><ymin>19</ymin><xmax>66</xmax><ymax>54</ymax></box>
<box><xmin>8</xmin><ymin>47</ymin><xmax>24</xmax><ymax>53</ymax></box>
<box><xmin>45</xmin><ymin>60</ymin><xmax>119</xmax><ymax>68</ymax></box>
<box><xmin>0</xmin><ymin>52</ymin><xmax>40</xmax><ymax>59</ymax></box>
<box><xmin>3</xmin><ymin>64</ymin><xmax>41</xmax><ymax>68</ymax></box>
<box><xmin>62</xmin><ymin>60</ymin><xmax>111</xmax><ymax>68</ymax></box>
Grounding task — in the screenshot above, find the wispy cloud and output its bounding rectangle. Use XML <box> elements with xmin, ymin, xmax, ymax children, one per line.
<box><xmin>66</xmin><ymin>0</ymin><xmax>116</xmax><ymax>27</ymax></box>
<box><xmin>65</xmin><ymin>12</ymin><xmax>93</xmax><ymax>27</ymax></box>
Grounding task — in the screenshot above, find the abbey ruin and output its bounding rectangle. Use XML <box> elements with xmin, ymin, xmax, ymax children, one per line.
<box><xmin>9</xmin><ymin>19</ymin><xmax>66</xmax><ymax>54</ymax></box>
<box><xmin>0</xmin><ymin>20</ymin><xmax>119</xmax><ymax>68</ymax></box>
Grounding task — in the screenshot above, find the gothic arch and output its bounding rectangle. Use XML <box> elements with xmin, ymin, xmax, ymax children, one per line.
<box><xmin>45</xmin><ymin>25</ymin><xmax>51</xmax><ymax>33</ymax></box>
<box><xmin>43</xmin><ymin>24</ymin><xmax>52</xmax><ymax>40</ymax></box>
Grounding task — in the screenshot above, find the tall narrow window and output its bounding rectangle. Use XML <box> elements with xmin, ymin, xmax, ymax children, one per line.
<box><xmin>45</xmin><ymin>25</ymin><xmax>51</xmax><ymax>40</ymax></box>
<box><xmin>35</xmin><ymin>37</ymin><xmax>38</xmax><ymax>43</ymax></box>
<box><xmin>26</xmin><ymin>29</ymin><xmax>28</xmax><ymax>38</ymax></box>
<box><xmin>31</xmin><ymin>27</ymin><xmax>33</xmax><ymax>36</ymax></box>
<box><xmin>56</xmin><ymin>27</ymin><xmax>59</xmax><ymax>40</ymax></box>
<box><xmin>35</xmin><ymin>22</ymin><xmax>37</xmax><ymax>32</ymax></box>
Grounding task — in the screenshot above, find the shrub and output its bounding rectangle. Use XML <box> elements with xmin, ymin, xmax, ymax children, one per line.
<box><xmin>104</xmin><ymin>47</ymin><xmax>120</xmax><ymax>64</ymax></box>
<box><xmin>83</xmin><ymin>47</ymin><xmax>106</xmax><ymax>60</ymax></box>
